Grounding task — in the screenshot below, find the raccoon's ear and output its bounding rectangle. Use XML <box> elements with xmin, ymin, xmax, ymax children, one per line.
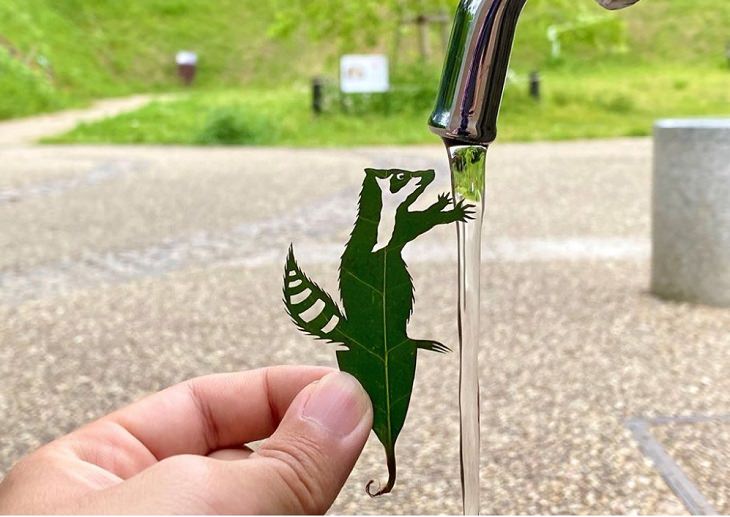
<box><xmin>365</xmin><ymin>168</ymin><xmax>389</xmax><ymax>179</ymax></box>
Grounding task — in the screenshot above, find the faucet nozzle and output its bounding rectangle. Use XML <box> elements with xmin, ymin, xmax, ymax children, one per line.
<box><xmin>429</xmin><ymin>0</ymin><xmax>641</xmax><ymax>145</ymax></box>
<box><xmin>596</xmin><ymin>0</ymin><xmax>641</xmax><ymax>10</ymax></box>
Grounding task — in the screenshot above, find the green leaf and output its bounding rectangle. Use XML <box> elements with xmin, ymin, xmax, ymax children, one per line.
<box><xmin>283</xmin><ymin>168</ymin><xmax>474</xmax><ymax>495</ymax></box>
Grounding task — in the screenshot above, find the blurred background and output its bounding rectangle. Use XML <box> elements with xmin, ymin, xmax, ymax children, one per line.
<box><xmin>0</xmin><ymin>0</ymin><xmax>728</xmax><ymax>145</ymax></box>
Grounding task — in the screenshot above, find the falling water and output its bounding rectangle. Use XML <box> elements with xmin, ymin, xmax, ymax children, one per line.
<box><xmin>446</xmin><ymin>142</ymin><xmax>487</xmax><ymax>515</ymax></box>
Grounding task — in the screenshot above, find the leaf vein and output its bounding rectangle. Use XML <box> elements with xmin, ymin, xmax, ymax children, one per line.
<box><xmin>341</xmin><ymin>268</ymin><xmax>384</xmax><ymax>295</ymax></box>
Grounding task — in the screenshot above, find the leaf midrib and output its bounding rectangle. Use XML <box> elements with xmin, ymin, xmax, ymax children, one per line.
<box><xmin>382</xmin><ymin>249</ymin><xmax>392</xmax><ymax>452</ymax></box>
<box><xmin>341</xmin><ymin>249</ymin><xmax>407</xmax><ymax>452</ymax></box>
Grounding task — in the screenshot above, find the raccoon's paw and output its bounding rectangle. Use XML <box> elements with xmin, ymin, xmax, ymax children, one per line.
<box><xmin>434</xmin><ymin>192</ymin><xmax>452</xmax><ymax>210</ymax></box>
<box><xmin>452</xmin><ymin>199</ymin><xmax>476</xmax><ymax>222</ymax></box>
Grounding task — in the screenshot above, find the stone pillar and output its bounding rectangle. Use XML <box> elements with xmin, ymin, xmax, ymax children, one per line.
<box><xmin>651</xmin><ymin>119</ymin><xmax>730</xmax><ymax>307</ymax></box>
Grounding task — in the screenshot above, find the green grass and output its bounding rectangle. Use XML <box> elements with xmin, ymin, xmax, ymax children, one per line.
<box><xmin>0</xmin><ymin>0</ymin><xmax>314</xmax><ymax>119</ymax></box>
<box><xmin>0</xmin><ymin>47</ymin><xmax>67</xmax><ymax>119</ymax></box>
<box><xmin>1</xmin><ymin>0</ymin><xmax>728</xmax><ymax>122</ymax></box>
<box><xmin>47</xmin><ymin>64</ymin><xmax>729</xmax><ymax>146</ymax></box>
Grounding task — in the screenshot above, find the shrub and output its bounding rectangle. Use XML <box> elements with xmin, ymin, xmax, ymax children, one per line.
<box><xmin>194</xmin><ymin>106</ymin><xmax>275</xmax><ymax>145</ymax></box>
<box><xmin>599</xmin><ymin>93</ymin><xmax>635</xmax><ymax>114</ymax></box>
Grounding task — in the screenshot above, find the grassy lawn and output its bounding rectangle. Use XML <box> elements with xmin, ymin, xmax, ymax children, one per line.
<box><xmin>2</xmin><ymin>0</ymin><xmax>727</xmax><ymax>123</ymax></box>
<box><xmin>0</xmin><ymin>0</ymin><xmax>310</xmax><ymax>119</ymax></box>
<box><xmin>47</xmin><ymin>64</ymin><xmax>729</xmax><ymax>146</ymax></box>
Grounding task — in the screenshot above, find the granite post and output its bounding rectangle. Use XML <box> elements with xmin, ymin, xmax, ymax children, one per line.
<box><xmin>652</xmin><ymin>119</ymin><xmax>730</xmax><ymax>307</ymax></box>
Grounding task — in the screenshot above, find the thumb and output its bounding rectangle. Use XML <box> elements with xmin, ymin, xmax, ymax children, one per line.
<box><xmin>238</xmin><ymin>371</ymin><xmax>373</xmax><ymax>514</ymax></box>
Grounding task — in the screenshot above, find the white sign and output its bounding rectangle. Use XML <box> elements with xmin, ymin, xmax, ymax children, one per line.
<box><xmin>175</xmin><ymin>51</ymin><xmax>198</xmax><ymax>65</ymax></box>
<box><xmin>340</xmin><ymin>54</ymin><xmax>390</xmax><ymax>94</ymax></box>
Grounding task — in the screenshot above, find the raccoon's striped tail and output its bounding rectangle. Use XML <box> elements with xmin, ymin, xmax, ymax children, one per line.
<box><xmin>283</xmin><ymin>245</ymin><xmax>348</xmax><ymax>346</ymax></box>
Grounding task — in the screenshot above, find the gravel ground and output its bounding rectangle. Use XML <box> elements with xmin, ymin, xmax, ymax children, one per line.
<box><xmin>1</xmin><ymin>140</ymin><xmax>728</xmax><ymax>514</ymax></box>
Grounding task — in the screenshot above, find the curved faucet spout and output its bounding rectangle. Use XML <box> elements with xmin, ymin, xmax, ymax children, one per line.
<box><xmin>597</xmin><ymin>0</ymin><xmax>641</xmax><ymax>10</ymax></box>
<box><xmin>429</xmin><ymin>0</ymin><xmax>641</xmax><ymax>145</ymax></box>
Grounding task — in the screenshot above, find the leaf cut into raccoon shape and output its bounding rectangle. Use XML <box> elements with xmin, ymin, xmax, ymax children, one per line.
<box><xmin>283</xmin><ymin>167</ymin><xmax>475</xmax><ymax>495</ymax></box>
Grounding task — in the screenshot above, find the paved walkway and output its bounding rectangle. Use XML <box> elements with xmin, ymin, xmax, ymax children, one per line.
<box><xmin>0</xmin><ymin>141</ymin><xmax>728</xmax><ymax>514</ymax></box>
<box><xmin>0</xmin><ymin>95</ymin><xmax>166</xmax><ymax>145</ymax></box>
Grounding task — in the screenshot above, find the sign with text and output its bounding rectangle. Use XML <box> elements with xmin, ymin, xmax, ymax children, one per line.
<box><xmin>340</xmin><ymin>55</ymin><xmax>390</xmax><ymax>94</ymax></box>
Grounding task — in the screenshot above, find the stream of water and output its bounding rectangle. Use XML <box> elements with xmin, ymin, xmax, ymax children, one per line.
<box><xmin>447</xmin><ymin>143</ymin><xmax>488</xmax><ymax>515</ymax></box>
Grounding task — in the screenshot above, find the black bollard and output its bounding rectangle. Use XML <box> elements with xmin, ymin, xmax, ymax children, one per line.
<box><xmin>529</xmin><ymin>70</ymin><xmax>540</xmax><ymax>101</ymax></box>
<box><xmin>312</xmin><ymin>77</ymin><xmax>325</xmax><ymax>115</ymax></box>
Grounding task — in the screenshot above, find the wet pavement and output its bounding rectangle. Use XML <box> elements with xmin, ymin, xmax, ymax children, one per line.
<box><xmin>1</xmin><ymin>140</ymin><xmax>728</xmax><ymax>514</ymax></box>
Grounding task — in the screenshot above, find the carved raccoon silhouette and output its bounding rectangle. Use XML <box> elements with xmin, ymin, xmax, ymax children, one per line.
<box><xmin>283</xmin><ymin>168</ymin><xmax>474</xmax><ymax>495</ymax></box>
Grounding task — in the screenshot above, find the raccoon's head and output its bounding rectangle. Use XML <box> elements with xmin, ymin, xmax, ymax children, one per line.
<box><xmin>365</xmin><ymin>169</ymin><xmax>437</xmax><ymax>252</ymax></box>
<box><xmin>365</xmin><ymin>168</ymin><xmax>435</xmax><ymax>195</ymax></box>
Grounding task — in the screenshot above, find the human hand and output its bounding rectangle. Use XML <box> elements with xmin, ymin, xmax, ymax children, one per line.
<box><xmin>0</xmin><ymin>367</ymin><xmax>373</xmax><ymax>514</ymax></box>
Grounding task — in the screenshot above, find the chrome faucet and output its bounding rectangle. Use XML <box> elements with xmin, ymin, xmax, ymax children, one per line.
<box><xmin>429</xmin><ymin>0</ymin><xmax>641</xmax><ymax>145</ymax></box>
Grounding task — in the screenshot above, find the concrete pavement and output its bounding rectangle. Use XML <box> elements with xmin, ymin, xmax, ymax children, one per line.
<box><xmin>1</xmin><ymin>141</ymin><xmax>728</xmax><ymax>514</ymax></box>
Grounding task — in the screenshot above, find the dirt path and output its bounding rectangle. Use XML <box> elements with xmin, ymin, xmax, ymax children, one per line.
<box><xmin>0</xmin><ymin>95</ymin><xmax>165</xmax><ymax>145</ymax></box>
